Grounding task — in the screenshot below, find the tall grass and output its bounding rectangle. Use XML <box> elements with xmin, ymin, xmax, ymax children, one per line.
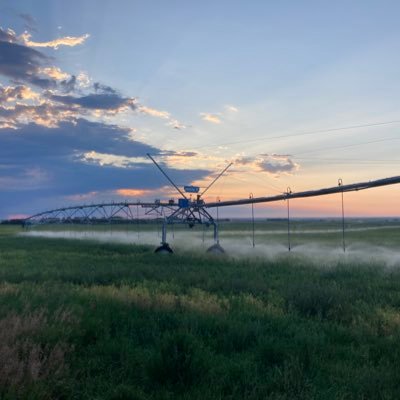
<box><xmin>1</xmin><ymin>225</ymin><xmax>400</xmax><ymax>398</ymax></box>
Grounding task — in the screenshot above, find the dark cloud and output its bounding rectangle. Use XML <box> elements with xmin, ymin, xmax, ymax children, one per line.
<box><xmin>93</xmin><ymin>82</ymin><xmax>117</xmax><ymax>94</ymax></box>
<box><xmin>160</xmin><ymin>150</ymin><xmax>198</xmax><ymax>157</ymax></box>
<box><xmin>0</xmin><ymin>37</ymin><xmax>55</xmax><ymax>88</ymax></box>
<box><xmin>0</xmin><ymin>102</ymin><xmax>75</xmax><ymax>125</ymax></box>
<box><xmin>259</xmin><ymin>153</ymin><xmax>292</xmax><ymax>158</ymax></box>
<box><xmin>234</xmin><ymin>156</ymin><xmax>254</xmax><ymax>165</ymax></box>
<box><xmin>47</xmin><ymin>92</ymin><xmax>136</xmax><ymax>111</ymax></box>
<box><xmin>60</xmin><ymin>75</ymin><xmax>76</xmax><ymax>93</ymax></box>
<box><xmin>175</xmin><ymin>151</ymin><xmax>198</xmax><ymax>157</ymax></box>
<box><xmin>257</xmin><ymin>155</ymin><xmax>298</xmax><ymax>175</ymax></box>
<box><xmin>0</xmin><ymin>28</ymin><xmax>81</xmax><ymax>91</ymax></box>
<box><xmin>0</xmin><ymin>28</ymin><xmax>181</xmax><ymax>127</ymax></box>
<box><xmin>0</xmin><ymin>118</ymin><xmax>156</xmax><ymax>161</ymax></box>
<box><xmin>0</xmin><ymin>28</ymin><xmax>18</xmax><ymax>43</ymax></box>
<box><xmin>0</xmin><ymin>25</ymin><xmax>194</xmax><ymax>217</ymax></box>
<box><xmin>18</xmin><ymin>13</ymin><xmax>37</xmax><ymax>32</ymax></box>
<box><xmin>0</xmin><ymin>119</ymin><xmax>210</xmax><ymax>217</ymax></box>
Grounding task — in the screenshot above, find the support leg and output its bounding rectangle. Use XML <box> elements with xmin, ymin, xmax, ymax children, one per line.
<box><xmin>155</xmin><ymin>219</ymin><xmax>173</xmax><ymax>254</ymax></box>
<box><xmin>206</xmin><ymin>222</ymin><xmax>225</xmax><ymax>254</ymax></box>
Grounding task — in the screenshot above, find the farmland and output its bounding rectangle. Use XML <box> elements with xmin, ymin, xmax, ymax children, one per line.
<box><xmin>1</xmin><ymin>220</ymin><xmax>400</xmax><ymax>399</ymax></box>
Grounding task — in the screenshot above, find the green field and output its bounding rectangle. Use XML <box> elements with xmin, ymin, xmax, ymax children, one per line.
<box><xmin>1</xmin><ymin>222</ymin><xmax>400</xmax><ymax>399</ymax></box>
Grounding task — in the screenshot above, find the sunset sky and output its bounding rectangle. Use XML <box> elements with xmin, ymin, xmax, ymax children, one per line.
<box><xmin>1</xmin><ymin>0</ymin><xmax>400</xmax><ymax>219</ymax></box>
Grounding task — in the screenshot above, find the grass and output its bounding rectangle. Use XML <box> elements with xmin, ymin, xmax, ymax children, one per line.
<box><xmin>1</xmin><ymin>223</ymin><xmax>400</xmax><ymax>398</ymax></box>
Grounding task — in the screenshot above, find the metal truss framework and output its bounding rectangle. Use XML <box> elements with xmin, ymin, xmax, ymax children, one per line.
<box><xmin>25</xmin><ymin>174</ymin><xmax>400</xmax><ymax>253</ymax></box>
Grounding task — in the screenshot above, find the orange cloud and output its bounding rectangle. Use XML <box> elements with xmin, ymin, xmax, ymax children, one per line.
<box><xmin>116</xmin><ymin>188</ymin><xmax>153</xmax><ymax>197</ymax></box>
<box><xmin>21</xmin><ymin>32</ymin><xmax>90</xmax><ymax>49</ymax></box>
<box><xmin>139</xmin><ymin>106</ymin><xmax>170</xmax><ymax>119</ymax></box>
<box><xmin>200</xmin><ymin>113</ymin><xmax>221</xmax><ymax>124</ymax></box>
<box><xmin>39</xmin><ymin>67</ymin><xmax>70</xmax><ymax>80</ymax></box>
<box><xmin>0</xmin><ymin>85</ymin><xmax>39</xmax><ymax>102</ymax></box>
<box><xmin>7</xmin><ymin>213</ymin><xmax>30</xmax><ymax>219</ymax></box>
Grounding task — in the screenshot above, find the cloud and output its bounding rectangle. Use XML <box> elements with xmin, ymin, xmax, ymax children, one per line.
<box><xmin>0</xmin><ymin>23</ymin><xmax>202</xmax><ymax>217</ymax></box>
<box><xmin>81</xmin><ymin>151</ymin><xmax>148</xmax><ymax>168</ymax></box>
<box><xmin>0</xmin><ymin>118</ymin><xmax>210</xmax><ymax>193</ymax></box>
<box><xmin>234</xmin><ymin>155</ymin><xmax>254</xmax><ymax>165</ymax></box>
<box><xmin>0</xmin><ymin>28</ymin><xmax>19</xmax><ymax>43</ymax></box>
<box><xmin>77</xmin><ymin>72</ymin><xmax>91</xmax><ymax>88</ymax></box>
<box><xmin>47</xmin><ymin>92</ymin><xmax>137</xmax><ymax>111</ymax></box>
<box><xmin>39</xmin><ymin>67</ymin><xmax>70</xmax><ymax>81</ymax></box>
<box><xmin>233</xmin><ymin>153</ymin><xmax>299</xmax><ymax>176</ymax></box>
<box><xmin>257</xmin><ymin>154</ymin><xmax>299</xmax><ymax>175</ymax></box>
<box><xmin>93</xmin><ymin>82</ymin><xmax>117</xmax><ymax>94</ymax></box>
<box><xmin>0</xmin><ymin>85</ymin><xmax>39</xmax><ymax>102</ymax></box>
<box><xmin>0</xmin><ymin>38</ymin><xmax>55</xmax><ymax>88</ymax></box>
<box><xmin>116</xmin><ymin>188</ymin><xmax>153</xmax><ymax>197</ymax></box>
<box><xmin>0</xmin><ymin>28</ymin><xmax>83</xmax><ymax>91</ymax></box>
<box><xmin>0</xmin><ymin>119</ymin><xmax>158</xmax><ymax>161</ymax></box>
<box><xmin>172</xmin><ymin>151</ymin><xmax>199</xmax><ymax>157</ymax></box>
<box><xmin>0</xmin><ymin>118</ymin><xmax>210</xmax><ymax>217</ymax></box>
<box><xmin>200</xmin><ymin>113</ymin><xmax>221</xmax><ymax>124</ymax></box>
<box><xmin>225</xmin><ymin>105</ymin><xmax>239</xmax><ymax>112</ymax></box>
<box><xmin>0</xmin><ymin>166</ymin><xmax>49</xmax><ymax>190</ymax></box>
<box><xmin>167</xmin><ymin>119</ymin><xmax>186</xmax><ymax>130</ymax></box>
<box><xmin>18</xmin><ymin>13</ymin><xmax>37</xmax><ymax>32</ymax></box>
<box><xmin>139</xmin><ymin>105</ymin><xmax>186</xmax><ymax>129</ymax></box>
<box><xmin>0</xmin><ymin>102</ymin><xmax>78</xmax><ymax>127</ymax></box>
<box><xmin>139</xmin><ymin>105</ymin><xmax>170</xmax><ymax>119</ymax></box>
<box><xmin>20</xmin><ymin>32</ymin><xmax>90</xmax><ymax>49</ymax></box>
<box><xmin>0</xmin><ymin>27</ymin><xmax>184</xmax><ymax>129</ymax></box>
<box><xmin>200</xmin><ymin>105</ymin><xmax>238</xmax><ymax>125</ymax></box>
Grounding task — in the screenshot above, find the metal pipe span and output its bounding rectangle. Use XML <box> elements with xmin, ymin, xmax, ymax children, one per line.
<box><xmin>205</xmin><ymin>175</ymin><xmax>400</xmax><ymax>208</ymax></box>
<box><xmin>25</xmin><ymin>175</ymin><xmax>400</xmax><ymax>220</ymax></box>
<box><xmin>26</xmin><ymin>201</ymin><xmax>176</xmax><ymax>220</ymax></box>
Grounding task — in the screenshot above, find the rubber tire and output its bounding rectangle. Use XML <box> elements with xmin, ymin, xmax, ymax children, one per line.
<box><xmin>155</xmin><ymin>243</ymin><xmax>173</xmax><ymax>254</ymax></box>
<box><xmin>206</xmin><ymin>243</ymin><xmax>225</xmax><ymax>254</ymax></box>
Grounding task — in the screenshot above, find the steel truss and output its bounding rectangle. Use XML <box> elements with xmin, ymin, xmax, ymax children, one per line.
<box><xmin>26</xmin><ymin>201</ymin><xmax>175</xmax><ymax>225</ymax></box>
<box><xmin>24</xmin><ymin>174</ymin><xmax>400</xmax><ymax>254</ymax></box>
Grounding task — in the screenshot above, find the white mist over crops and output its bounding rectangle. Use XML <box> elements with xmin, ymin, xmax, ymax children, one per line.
<box><xmin>22</xmin><ymin>226</ymin><xmax>400</xmax><ymax>267</ymax></box>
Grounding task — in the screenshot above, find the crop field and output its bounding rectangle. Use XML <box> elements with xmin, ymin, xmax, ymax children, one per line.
<box><xmin>1</xmin><ymin>220</ymin><xmax>400</xmax><ymax>399</ymax></box>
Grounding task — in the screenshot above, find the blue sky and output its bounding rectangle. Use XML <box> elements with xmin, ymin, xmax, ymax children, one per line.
<box><xmin>1</xmin><ymin>1</ymin><xmax>400</xmax><ymax>218</ymax></box>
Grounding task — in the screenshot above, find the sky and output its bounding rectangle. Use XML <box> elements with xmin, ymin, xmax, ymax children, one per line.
<box><xmin>1</xmin><ymin>0</ymin><xmax>400</xmax><ymax>219</ymax></box>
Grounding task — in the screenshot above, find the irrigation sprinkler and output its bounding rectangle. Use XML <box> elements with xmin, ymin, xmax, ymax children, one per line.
<box><xmin>23</xmin><ymin>158</ymin><xmax>400</xmax><ymax>256</ymax></box>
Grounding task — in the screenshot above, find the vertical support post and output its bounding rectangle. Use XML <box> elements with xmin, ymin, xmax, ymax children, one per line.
<box><xmin>126</xmin><ymin>206</ymin><xmax>129</xmax><ymax>239</ymax></box>
<box><xmin>338</xmin><ymin>179</ymin><xmax>346</xmax><ymax>253</ymax></box>
<box><xmin>109</xmin><ymin>210</ymin><xmax>113</xmax><ymax>236</ymax></box>
<box><xmin>249</xmin><ymin>193</ymin><xmax>255</xmax><ymax>247</ymax></box>
<box><xmin>155</xmin><ymin>217</ymin><xmax>173</xmax><ymax>253</ymax></box>
<box><xmin>216</xmin><ymin>197</ymin><xmax>220</xmax><ymax>225</ymax></box>
<box><xmin>213</xmin><ymin>222</ymin><xmax>219</xmax><ymax>244</ymax></box>
<box><xmin>136</xmin><ymin>201</ymin><xmax>140</xmax><ymax>240</ymax></box>
<box><xmin>202</xmin><ymin>223</ymin><xmax>205</xmax><ymax>245</ymax></box>
<box><xmin>287</xmin><ymin>187</ymin><xmax>292</xmax><ymax>252</ymax></box>
<box><xmin>216</xmin><ymin>197</ymin><xmax>220</xmax><ymax>244</ymax></box>
<box><xmin>161</xmin><ymin>218</ymin><xmax>167</xmax><ymax>245</ymax></box>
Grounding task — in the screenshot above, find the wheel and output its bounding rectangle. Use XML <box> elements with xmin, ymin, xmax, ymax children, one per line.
<box><xmin>154</xmin><ymin>243</ymin><xmax>173</xmax><ymax>254</ymax></box>
<box><xmin>206</xmin><ymin>243</ymin><xmax>225</xmax><ymax>254</ymax></box>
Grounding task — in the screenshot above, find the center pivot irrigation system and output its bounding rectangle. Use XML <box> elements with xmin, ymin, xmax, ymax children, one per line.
<box><xmin>25</xmin><ymin>153</ymin><xmax>400</xmax><ymax>254</ymax></box>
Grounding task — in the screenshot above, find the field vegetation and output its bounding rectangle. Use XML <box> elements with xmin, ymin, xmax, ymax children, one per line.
<box><xmin>1</xmin><ymin>222</ymin><xmax>400</xmax><ymax>399</ymax></box>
